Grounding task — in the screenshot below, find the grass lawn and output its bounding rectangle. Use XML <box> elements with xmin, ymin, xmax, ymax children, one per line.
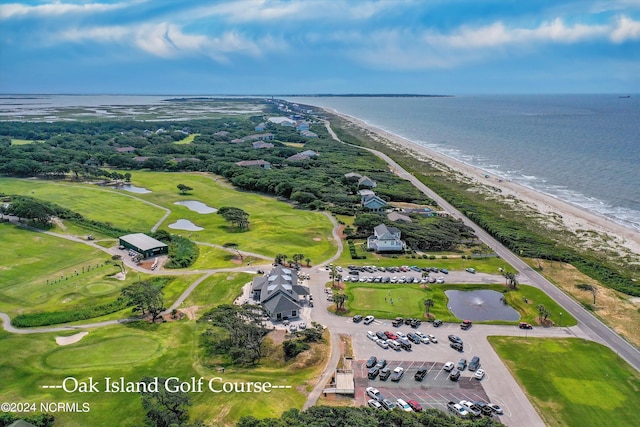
<box><xmin>0</xmin><ymin>177</ymin><xmax>165</xmax><ymax>231</ymax></box>
<box><xmin>190</xmin><ymin>245</ymin><xmax>266</xmax><ymax>270</ymax></box>
<box><xmin>174</xmin><ymin>133</ymin><xmax>199</xmax><ymax>144</ymax></box>
<box><xmin>0</xmin><ymin>277</ymin><xmax>326</xmax><ymax>426</ymax></box>
<box><xmin>489</xmin><ymin>337</ymin><xmax>640</xmax><ymax>427</ymax></box>
<box><xmin>182</xmin><ymin>272</ymin><xmax>254</xmax><ymax>308</ymax></box>
<box><xmin>342</xmin><ymin>282</ymin><xmax>576</xmax><ymax>325</ymax></box>
<box><xmin>128</xmin><ymin>171</ymin><xmax>336</xmax><ymax>262</ymax></box>
<box><xmin>10</xmin><ymin>138</ymin><xmax>40</xmax><ymax>145</ymax></box>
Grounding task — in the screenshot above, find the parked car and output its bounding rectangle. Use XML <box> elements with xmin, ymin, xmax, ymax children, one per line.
<box><xmin>465</xmin><ymin>267</ymin><xmax>476</xmax><ymax>274</ymax></box>
<box><xmin>366</xmin><ymin>330</ymin><xmax>377</xmax><ymax>341</ymax></box>
<box><xmin>392</xmin><ymin>317</ymin><xmax>404</xmax><ymax>327</ymax></box>
<box><xmin>457</xmin><ymin>358</ymin><xmax>468</xmax><ymax>371</ymax></box>
<box><xmin>366</xmin><ymin>386</ymin><xmax>382</xmax><ymax>401</ymax></box>
<box><xmin>366</xmin><ymin>356</ymin><xmax>378</xmax><ymax>368</ymax></box>
<box><xmin>474</xmin><ymin>368</ymin><xmax>485</xmax><ymax>380</ymax></box>
<box><xmin>447</xmin><ymin>401</ymin><xmax>467</xmax><ymax>417</ymax></box>
<box><xmin>450</xmin><ymin>342</ymin><xmax>464</xmax><ymax>352</ymax></box>
<box><xmin>376</xmin><ymin>331</ymin><xmax>387</xmax><ymax>340</ymax></box>
<box><xmin>448</xmin><ymin>335</ymin><xmax>463</xmax><ymax>344</ymax></box>
<box><xmin>387</xmin><ymin>339</ymin><xmax>401</xmax><ymax>351</ymax></box>
<box><xmin>449</xmin><ymin>369</ymin><xmax>461</xmax><ymax>381</ymax></box>
<box><xmin>436</xmin><ymin>277</ymin><xmax>445</xmax><ymax>283</ymax></box>
<box><xmin>407</xmin><ymin>332</ymin><xmax>421</xmax><ymax>344</ymax></box>
<box><xmin>396</xmin><ymin>398</ymin><xmax>412</xmax><ymax>412</ymax></box>
<box><xmin>367</xmin><ymin>399</ymin><xmax>382</xmax><ymax>410</ymax></box>
<box><xmin>428</xmin><ymin>334</ymin><xmax>438</xmax><ymax>343</ymax></box>
<box><xmin>473</xmin><ymin>401</ymin><xmax>492</xmax><ymax>415</ymax></box>
<box><xmin>519</xmin><ymin>322</ymin><xmax>533</xmax><ymax>329</ymax></box>
<box><xmin>487</xmin><ymin>403</ymin><xmax>503</xmax><ymax>415</ymax></box>
<box><xmin>397</xmin><ymin>338</ymin><xmax>412</xmax><ymax>351</ymax></box>
<box><xmin>440</xmin><ymin>268</ymin><xmax>449</xmax><ymax>274</ymax></box>
<box><xmin>376</xmin><ymin>339</ymin><xmax>389</xmax><ymax>349</ymax></box>
<box><xmin>384</xmin><ymin>331</ymin><xmax>398</xmax><ymax>340</ymax></box>
<box><xmin>460</xmin><ymin>400</ymin><xmax>482</xmax><ymax>417</ymax></box>
<box><xmin>433</xmin><ymin>319</ymin><xmax>443</xmax><ymax>327</ymax></box>
<box><xmin>415</xmin><ymin>331</ymin><xmax>430</xmax><ymax>344</ymax></box>
<box><xmin>395</xmin><ymin>331</ymin><xmax>407</xmax><ymax>339</ymax></box>
<box><xmin>363</xmin><ymin>315</ymin><xmax>375</xmax><ymax>324</ymax></box>
<box><xmin>414</xmin><ymin>368</ymin><xmax>427</xmax><ymax>381</ymax></box>
<box><xmin>353</xmin><ymin>315</ymin><xmax>363</xmax><ymax>323</ymax></box>
<box><xmin>406</xmin><ymin>399</ymin><xmax>423</xmax><ymax>412</ymax></box>
<box><xmin>460</xmin><ymin>320</ymin><xmax>472</xmax><ymax>330</ymax></box>
<box><xmin>443</xmin><ymin>361</ymin><xmax>455</xmax><ymax>372</ymax></box>
<box><xmin>410</xmin><ymin>319</ymin><xmax>421</xmax><ymax>328</ymax></box>
<box><xmin>368</xmin><ymin>367</ymin><xmax>380</xmax><ymax>379</ymax></box>
<box><xmin>390</xmin><ymin>367</ymin><xmax>405</xmax><ymax>382</ymax></box>
<box><xmin>375</xmin><ymin>359</ymin><xmax>387</xmax><ymax>369</ymax></box>
<box><xmin>379</xmin><ymin>367</ymin><xmax>391</xmax><ymax>381</ymax></box>
<box><xmin>381</xmin><ymin>399</ymin><xmax>396</xmax><ymax>411</ymax></box>
<box><xmin>468</xmin><ymin>356</ymin><xmax>480</xmax><ymax>371</ymax></box>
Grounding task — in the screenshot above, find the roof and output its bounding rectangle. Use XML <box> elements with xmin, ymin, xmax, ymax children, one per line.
<box><xmin>8</xmin><ymin>420</ymin><xmax>38</xmax><ymax>427</ymax></box>
<box><xmin>374</xmin><ymin>224</ymin><xmax>401</xmax><ymax>240</ymax></box>
<box><xmin>362</xmin><ymin>194</ymin><xmax>387</xmax><ymax>208</ymax></box>
<box><xmin>119</xmin><ymin>233</ymin><xmax>168</xmax><ymax>251</ymax></box>
<box><xmin>344</xmin><ymin>172</ymin><xmax>362</xmax><ymax>179</ymax></box>
<box><xmin>236</xmin><ymin>159</ymin><xmax>271</xmax><ymax>167</ymax></box>
<box><xmin>262</xmin><ymin>293</ymin><xmax>301</xmax><ymax>315</ymax></box>
<box><xmin>387</xmin><ymin>212</ymin><xmax>412</xmax><ymax>223</ymax></box>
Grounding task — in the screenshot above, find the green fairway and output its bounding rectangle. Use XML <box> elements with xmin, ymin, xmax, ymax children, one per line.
<box><xmin>342</xmin><ymin>282</ymin><xmax>576</xmax><ymax>325</ymax></box>
<box><xmin>182</xmin><ymin>272</ymin><xmax>253</xmax><ymax>308</ymax></box>
<box><xmin>191</xmin><ymin>245</ymin><xmax>266</xmax><ymax>270</ymax></box>
<box><xmin>129</xmin><ymin>171</ymin><xmax>336</xmax><ymax>261</ymax></box>
<box><xmin>489</xmin><ymin>337</ymin><xmax>640</xmax><ymax>427</ymax></box>
<box><xmin>0</xmin><ymin>177</ymin><xmax>165</xmax><ymax>231</ymax></box>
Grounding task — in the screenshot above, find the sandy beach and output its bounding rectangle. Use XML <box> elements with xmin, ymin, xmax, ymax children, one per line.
<box><xmin>330</xmin><ymin>110</ymin><xmax>640</xmax><ymax>258</ymax></box>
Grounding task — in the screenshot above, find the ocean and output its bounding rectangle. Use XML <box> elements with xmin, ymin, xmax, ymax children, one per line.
<box><xmin>289</xmin><ymin>95</ymin><xmax>640</xmax><ymax>232</ymax></box>
<box><xmin>1</xmin><ymin>94</ymin><xmax>638</xmax><ymax>231</ymax></box>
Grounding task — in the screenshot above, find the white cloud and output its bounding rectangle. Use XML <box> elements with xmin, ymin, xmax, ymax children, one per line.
<box><xmin>610</xmin><ymin>15</ymin><xmax>640</xmax><ymax>41</ymax></box>
<box><xmin>0</xmin><ymin>1</ymin><xmax>133</xmax><ymax>19</ymax></box>
<box><xmin>56</xmin><ymin>22</ymin><xmax>287</xmax><ymax>62</ymax></box>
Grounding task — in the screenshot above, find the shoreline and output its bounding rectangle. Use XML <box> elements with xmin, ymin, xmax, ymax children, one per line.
<box><xmin>325</xmin><ymin>108</ymin><xmax>640</xmax><ymax>257</ymax></box>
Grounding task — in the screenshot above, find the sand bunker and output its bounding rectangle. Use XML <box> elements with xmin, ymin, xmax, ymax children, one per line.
<box><xmin>56</xmin><ymin>331</ymin><xmax>88</xmax><ymax>346</ymax></box>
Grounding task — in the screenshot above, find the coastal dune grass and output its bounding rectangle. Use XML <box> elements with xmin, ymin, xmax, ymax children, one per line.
<box><xmin>489</xmin><ymin>336</ymin><xmax>640</xmax><ymax>427</ymax></box>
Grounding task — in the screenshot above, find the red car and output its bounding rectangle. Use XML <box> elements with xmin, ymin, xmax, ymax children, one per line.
<box><xmin>406</xmin><ymin>399</ymin><xmax>422</xmax><ymax>412</ymax></box>
<box><xmin>384</xmin><ymin>331</ymin><xmax>398</xmax><ymax>340</ymax></box>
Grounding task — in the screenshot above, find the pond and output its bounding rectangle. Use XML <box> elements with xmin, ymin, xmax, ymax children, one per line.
<box><xmin>445</xmin><ymin>289</ymin><xmax>520</xmax><ymax>321</ymax></box>
<box><xmin>174</xmin><ymin>200</ymin><xmax>217</xmax><ymax>214</ymax></box>
<box><xmin>117</xmin><ymin>184</ymin><xmax>151</xmax><ymax>194</ymax></box>
<box><xmin>168</xmin><ymin>219</ymin><xmax>204</xmax><ymax>231</ymax></box>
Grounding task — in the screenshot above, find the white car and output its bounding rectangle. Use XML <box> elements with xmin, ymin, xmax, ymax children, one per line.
<box><xmin>366</xmin><ymin>386</ymin><xmax>382</xmax><ymax>401</ymax></box>
<box><xmin>368</xmin><ymin>399</ymin><xmax>382</xmax><ymax>409</ymax></box>
<box><xmin>460</xmin><ymin>400</ymin><xmax>481</xmax><ymax>417</ymax></box>
<box><xmin>395</xmin><ymin>331</ymin><xmax>406</xmax><ymax>339</ymax></box>
<box><xmin>363</xmin><ymin>315</ymin><xmax>375</xmax><ymax>324</ymax></box>
<box><xmin>436</xmin><ymin>277</ymin><xmax>445</xmax><ymax>283</ymax></box>
<box><xmin>390</xmin><ymin>276</ymin><xmax>398</xmax><ymax>283</ymax></box>
<box><xmin>415</xmin><ymin>331</ymin><xmax>430</xmax><ymax>344</ymax></box>
<box><xmin>366</xmin><ymin>331</ymin><xmax>377</xmax><ymax>341</ymax></box>
<box><xmin>396</xmin><ymin>398</ymin><xmax>412</xmax><ymax>412</ymax></box>
<box><xmin>443</xmin><ymin>361</ymin><xmax>455</xmax><ymax>372</ymax></box>
<box><xmin>428</xmin><ymin>334</ymin><xmax>438</xmax><ymax>343</ymax></box>
<box><xmin>474</xmin><ymin>368</ymin><xmax>485</xmax><ymax>380</ymax></box>
<box><xmin>376</xmin><ymin>338</ymin><xmax>389</xmax><ymax>349</ymax></box>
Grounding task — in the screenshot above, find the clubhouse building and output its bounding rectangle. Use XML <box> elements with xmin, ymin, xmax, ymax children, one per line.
<box><xmin>251</xmin><ymin>265</ymin><xmax>309</xmax><ymax>321</ymax></box>
<box><xmin>119</xmin><ymin>233</ymin><xmax>168</xmax><ymax>259</ymax></box>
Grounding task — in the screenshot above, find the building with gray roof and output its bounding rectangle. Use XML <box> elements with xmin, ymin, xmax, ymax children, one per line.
<box><xmin>119</xmin><ymin>233</ymin><xmax>168</xmax><ymax>259</ymax></box>
<box><xmin>251</xmin><ymin>265</ymin><xmax>309</xmax><ymax>321</ymax></box>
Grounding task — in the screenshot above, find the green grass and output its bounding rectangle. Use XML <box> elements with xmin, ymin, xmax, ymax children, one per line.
<box><xmin>489</xmin><ymin>337</ymin><xmax>640</xmax><ymax>427</ymax></box>
<box><xmin>0</xmin><ymin>177</ymin><xmax>165</xmax><ymax>231</ymax></box>
<box><xmin>174</xmin><ymin>133</ymin><xmax>199</xmax><ymax>144</ymax></box>
<box><xmin>10</xmin><ymin>138</ymin><xmax>40</xmax><ymax>145</ymax></box>
<box><xmin>342</xmin><ymin>282</ymin><xmax>576</xmax><ymax>325</ymax></box>
<box><xmin>182</xmin><ymin>272</ymin><xmax>253</xmax><ymax>308</ymax></box>
<box><xmin>190</xmin><ymin>245</ymin><xmax>265</xmax><ymax>270</ymax></box>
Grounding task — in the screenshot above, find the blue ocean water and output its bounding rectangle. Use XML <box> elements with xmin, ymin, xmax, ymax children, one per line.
<box><xmin>289</xmin><ymin>95</ymin><xmax>640</xmax><ymax>232</ymax></box>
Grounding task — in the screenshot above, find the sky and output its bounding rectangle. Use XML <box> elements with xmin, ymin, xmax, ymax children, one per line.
<box><xmin>1</xmin><ymin>0</ymin><xmax>639</xmax><ymax>94</ymax></box>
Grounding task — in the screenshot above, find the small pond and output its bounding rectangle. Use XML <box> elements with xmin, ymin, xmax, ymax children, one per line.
<box><xmin>174</xmin><ymin>200</ymin><xmax>217</xmax><ymax>214</ymax></box>
<box><xmin>118</xmin><ymin>184</ymin><xmax>151</xmax><ymax>194</ymax></box>
<box><xmin>168</xmin><ymin>219</ymin><xmax>204</xmax><ymax>231</ymax></box>
<box><xmin>445</xmin><ymin>289</ymin><xmax>520</xmax><ymax>321</ymax></box>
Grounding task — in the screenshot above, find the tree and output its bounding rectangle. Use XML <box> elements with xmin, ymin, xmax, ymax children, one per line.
<box><xmin>334</xmin><ymin>293</ymin><xmax>347</xmax><ymax>311</ymax></box>
<box><xmin>274</xmin><ymin>254</ymin><xmax>286</xmax><ymax>265</ymax></box>
<box><xmin>502</xmin><ymin>270</ymin><xmax>519</xmax><ymax>289</ymax></box>
<box><xmin>218</xmin><ymin>207</ymin><xmax>250</xmax><ymax>231</ymax></box>
<box><xmin>305</xmin><ymin>257</ymin><xmax>311</xmax><ymax>267</ymax></box>
<box><xmin>177</xmin><ymin>183</ymin><xmax>193</xmax><ymax>195</ymax></box>
<box><xmin>292</xmin><ymin>253</ymin><xmax>304</xmax><ymax>267</ymax></box>
<box><xmin>5</xmin><ymin>196</ymin><xmax>55</xmax><ymax>226</ymax></box>
<box><xmin>121</xmin><ymin>281</ymin><xmax>165</xmax><ymax>323</ymax></box>
<box><xmin>139</xmin><ymin>377</ymin><xmax>195</xmax><ymax>427</ymax></box>
<box><xmin>577</xmin><ymin>283</ymin><xmax>597</xmax><ymax>305</ymax></box>
<box><xmin>537</xmin><ymin>304</ymin><xmax>548</xmax><ymax>323</ymax></box>
<box><xmin>423</xmin><ymin>298</ymin><xmax>434</xmax><ymax>319</ymax></box>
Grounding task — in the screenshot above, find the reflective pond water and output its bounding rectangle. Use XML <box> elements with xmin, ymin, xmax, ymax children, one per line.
<box><xmin>174</xmin><ymin>200</ymin><xmax>217</xmax><ymax>214</ymax></box>
<box><xmin>117</xmin><ymin>184</ymin><xmax>151</xmax><ymax>194</ymax></box>
<box><xmin>168</xmin><ymin>219</ymin><xmax>204</xmax><ymax>231</ymax></box>
<box><xmin>445</xmin><ymin>289</ymin><xmax>520</xmax><ymax>321</ymax></box>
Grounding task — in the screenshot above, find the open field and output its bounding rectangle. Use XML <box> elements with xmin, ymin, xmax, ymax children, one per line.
<box><xmin>190</xmin><ymin>245</ymin><xmax>266</xmax><ymax>270</ymax></box>
<box><xmin>182</xmin><ymin>272</ymin><xmax>254</xmax><ymax>308</ymax></box>
<box><xmin>128</xmin><ymin>171</ymin><xmax>336</xmax><ymax>261</ymax></box>
<box><xmin>174</xmin><ymin>133</ymin><xmax>199</xmax><ymax>144</ymax></box>
<box><xmin>526</xmin><ymin>259</ymin><xmax>640</xmax><ymax>347</ymax></box>
<box><xmin>0</xmin><ymin>178</ymin><xmax>164</xmax><ymax>231</ymax></box>
<box><xmin>490</xmin><ymin>336</ymin><xmax>640</xmax><ymax>427</ymax></box>
<box><xmin>10</xmin><ymin>138</ymin><xmax>40</xmax><ymax>145</ymax></box>
<box><xmin>0</xmin><ymin>291</ymin><xmax>327</xmax><ymax>426</ymax></box>
<box><xmin>342</xmin><ymin>282</ymin><xmax>576</xmax><ymax>325</ymax></box>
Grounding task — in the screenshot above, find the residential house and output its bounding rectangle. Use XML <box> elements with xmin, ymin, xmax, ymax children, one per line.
<box><xmin>344</xmin><ymin>172</ymin><xmax>362</xmax><ymax>179</ymax></box>
<box><xmin>243</xmin><ymin>133</ymin><xmax>274</xmax><ymax>142</ymax></box>
<box><xmin>358</xmin><ymin>176</ymin><xmax>377</xmax><ymax>188</ymax></box>
<box><xmin>115</xmin><ymin>146</ymin><xmax>136</xmax><ymax>153</ymax></box>
<box><xmin>295</xmin><ymin>121</ymin><xmax>310</xmax><ymax>131</ymax></box>
<box><xmin>361</xmin><ymin>194</ymin><xmax>387</xmax><ymax>212</ymax></box>
<box><xmin>300</xmin><ymin>130</ymin><xmax>318</xmax><ymax>138</ymax></box>
<box><xmin>251</xmin><ymin>265</ymin><xmax>310</xmax><ymax>321</ymax></box>
<box><xmin>235</xmin><ymin>160</ymin><xmax>271</xmax><ymax>169</ymax></box>
<box><xmin>213</xmin><ymin>131</ymin><xmax>229</xmax><ymax>137</ymax></box>
<box><xmin>286</xmin><ymin>150</ymin><xmax>318</xmax><ymax>162</ymax></box>
<box><xmin>252</xmin><ymin>141</ymin><xmax>274</xmax><ymax>149</ymax></box>
<box><xmin>255</xmin><ymin>122</ymin><xmax>267</xmax><ymax>132</ymax></box>
<box><xmin>367</xmin><ymin>224</ymin><xmax>406</xmax><ymax>252</ymax></box>
<box><xmin>387</xmin><ymin>211</ymin><xmax>412</xmax><ymax>223</ymax></box>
